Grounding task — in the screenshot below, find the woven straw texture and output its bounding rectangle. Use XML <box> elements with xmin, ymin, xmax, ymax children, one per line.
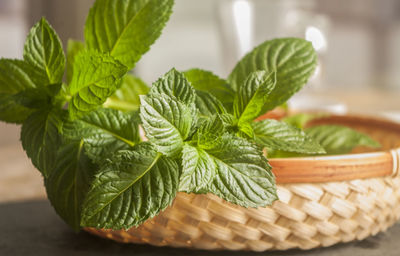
<box><xmin>86</xmin><ymin>115</ymin><xmax>400</xmax><ymax>251</ymax></box>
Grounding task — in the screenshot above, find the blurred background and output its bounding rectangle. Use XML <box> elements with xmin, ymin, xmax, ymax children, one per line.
<box><xmin>0</xmin><ymin>0</ymin><xmax>400</xmax><ymax>200</ymax></box>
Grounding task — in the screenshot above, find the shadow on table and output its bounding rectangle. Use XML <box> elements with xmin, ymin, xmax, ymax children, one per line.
<box><xmin>0</xmin><ymin>200</ymin><xmax>398</xmax><ymax>256</ymax></box>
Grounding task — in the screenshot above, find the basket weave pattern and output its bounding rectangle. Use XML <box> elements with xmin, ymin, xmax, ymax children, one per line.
<box><xmin>85</xmin><ymin>116</ymin><xmax>400</xmax><ymax>251</ymax></box>
<box><xmin>87</xmin><ymin>171</ymin><xmax>400</xmax><ymax>251</ymax></box>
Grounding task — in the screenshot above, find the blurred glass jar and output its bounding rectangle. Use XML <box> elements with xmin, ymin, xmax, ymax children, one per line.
<box><xmin>216</xmin><ymin>0</ymin><xmax>330</xmax><ymax>92</ymax></box>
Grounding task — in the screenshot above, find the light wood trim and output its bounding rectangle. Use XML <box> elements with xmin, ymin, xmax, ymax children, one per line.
<box><xmin>268</xmin><ymin>114</ymin><xmax>400</xmax><ymax>183</ymax></box>
<box><xmin>271</xmin><ymin>152</ymin><xmax>393</xmax><ymax>183</ymax></box>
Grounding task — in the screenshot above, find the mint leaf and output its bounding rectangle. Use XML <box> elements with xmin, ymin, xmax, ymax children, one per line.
<box><xmin>0</xmin><ymin>59</ymin><xmax>51</xmax><ymax>122</ymax></box>
<box><xmin>21</xmin><ymin>109</ymin><xmax>64</xmax><ymax>177</ymax></box>
<box><xmin>45</xmin><ymin>140</ymin><xmax>97</xmax><ymax>231</ymax></box>
<box><xmin>306</xmin><ymin>125</ymin><xmax>381</xmax><ymax>154</ymax></box>
<box><xmin>0</xmin><ymin>59</ymin><xmax>40</xmax><ymax>94</ymax></box>
<box><xmin>24</xmin><ymin>18</ymin><xmax>65</xmax><ymax>84</ymax></box>
<box><xmin>0</xmin><ymin>94</ymin><xmax>33</xmax><ymax>124</ymax></box>
<box><xmin>64</xmin><ymin>108</ymin><xmax>140</xmax><ymax>164</ymax></box>
<box><xmin>68</xmin><ymin>50</ymin><xmax>127</xmax><ymax>119</ymax></box>
<box><xmin>85</xmin><ymin>0</ymin><xmax>174</xmax><ymax>69</ymax></box>
<box><xmin>81</xmin><ymin>143</ymin><xmax>179</xmax><ymax>229</ymax></box>
<box><xmin>66</xmin><ymin>39</ymin><xmax>85</xmax><ymax>84</ymax></box>
<box><xmin>12</xmin><ymin>85</ymin><xmax>60</xmax><ymax>109</ymax></box>
<box><xmin>228</xmin><ymin>38</ymin><xmax>317</xmax><ymax>113</ymax></box>
<box><xmin>140</xmin><ymin>93</ymin><xmax>193</xmax><ymax>157</ymax></box>
<box><xmin>195</xmin><ymin>90</ymin><xmax>227</xmax><ymax>117</ymax></box>
<box><xmin>104</xmin><ymin>74</ymin><xmax>149</xmax><ymax>112</ymax></box>
<box><xmin>184</xmin><ymin>69</ymin><xmax>234</xmax><ymax>110</ymax></box>
<box><xmin>234</xmin><ymin>71</ymin><xmax>276</xmax><ymax>124</ymax></box>
<box><xmin>149</xmin><ymin>69</ymin><xmax>198</xmax><ymax>134</ymax></box>
<box><xmin>237</xmin><ymin>121</ymin><xmax>254</xmax><ymax>139</ymax></box>
<box><xmin>197</xmin><ymin>114</ymin><xmax>225</xmax><ymax>150</ymax></box>
<box><xmin>205</xmin><ymin>134</ymin><xmax>277</xmax><ymax>207</ymax></box>
<box><xmin>283</xmin><ymin>113</ymin><xmax>328</xmax><ymax>129</ymax></box>
<box><xmin>253</xmin><ymin>119</ymin><xmax>325</xmax><ymax>154</ymax></box>
<box><xmin>149</xmin><ymin>68</ymin><xmax>196</xmax><ymax>106</ymax></box>
<box><xmin>179</xmin><ymin>144</ymin><xmax>216</xmax><ymax>193</ymax></box>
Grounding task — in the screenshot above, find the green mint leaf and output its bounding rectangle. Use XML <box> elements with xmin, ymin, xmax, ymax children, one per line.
<box><xmin>20</xmin><ymin>109</ymin><xmax>64</xmax><ymax>177</ymax></box>
<box><xmin>183</xmin><ymin>68</ymin><xmax>235</xmax><ymax>110</ymax></box>
<box><xmin>148</xmin><ymin>69</ymin><xmax>198</xmax><ymax>136</ymax></box>
<box><xmin>149</xmin><ymin>68</ymin><xmax>196</xmax><ymax>106</ymax></box>
<box><xmin>85</xmin><ymin>0</ymin><xmax>174</xmax><ymax>69</ymax></box>
<box><xmin>179</xmin><ymin>144</ymin><xmax>216</xmax><ymax>193</ymax></box>
<box><xmin>24</xmin><ymin>17</ymin><xmax>65</xmax><ymax>84</ymax></box>
<box><xmin>228</xmin><ymin>38</ymin><xmax>317</xmax><ymax>113</ymax></box>
<box><xmin>45</xmin><ymin>140</ymin><xmax>97</xmax><ymax>231</ymax></box>
<box><xmin>0</xmin><ymin>59</ymin><xmax>40</xmax><ymax>94</ymax></box>
<box><xmin>0</xmin><ymin>59</ymin><xmax>50</xmax><ymax>123</ymax></box>
<box><xmin>13</xmin><ymin>86</ymin><xmax>55</xmax><ymax>109</ymax></box>
<box><xmin>104</xmin><ymin>74</ymin><xmax>149</xmax><ymax>112</ymax></box>
<box><xmin>63</xmin><ymin>108</ymin><xmax>140</xmax><ymax>164</ymax></box>
<box><xmin>195</xmin><ymin>90</ymin><xmax>227</xmax><ymax>117</ymax></box>
<box><xmin>253</xmin><ymin>119</ymin><xmax>325</xmax><ymax>154</ymax></box>
<box><xmin>306</xmin><ymin>125</ymin><xmax>381</xmax><ymax>154</ymax></box>
<box><xmin>197</xmin><ymin>114</ymin><xmax>225</xmax><ymax>150</ymax></box>
<box><xmin>237</xmin><ymin>121</ymin><xmax>254</xmax><ymax>139</ymax></box>
<box><xmin>234</xmin><ymin>71</ymin><xmax>276</xmax><ymax>124</ymax></box>
<box><xmin>81</xmin><ymin>143</ymin><xmax>179</xmax><ymax>229</ymax></box>
<box><xmin>66</xmin><ymin>39</ymin><xmax>85</xmax><ymax>84</ymax></box>
<box><xmin>68</xmin><ymin>50</ymin><xmax>127</xmax><ymax>119</ymax></box>
<box><xmin>205</xmin><ymin>134</ymin><xmax>277</xmax><ymax>207</ymax></box>
<box><xmin>0</xmin><ymin>94</ymin><xmax>33</xmax><ymax>124</ymax></box>
<box><xmin>283</xmin><ymin>113</ymin><xmax>328</xmax><ymax>129</ymax></box>
<box><xmin>140</xmin><ymin>93</ymin><xmax>193</xmax><ymax>157</ymax></box>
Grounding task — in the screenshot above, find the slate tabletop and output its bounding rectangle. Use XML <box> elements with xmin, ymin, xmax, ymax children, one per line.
<box><xmin>1</xmin><ymin>200</ymin><xmax>399</xmax><ymax>256</ymax></box>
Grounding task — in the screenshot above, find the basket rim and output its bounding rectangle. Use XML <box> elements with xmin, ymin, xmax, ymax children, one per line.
<box><xmin>269</xmin><ymin>114</ymin><xmax>400</xmax><ymax>183</ymax></box>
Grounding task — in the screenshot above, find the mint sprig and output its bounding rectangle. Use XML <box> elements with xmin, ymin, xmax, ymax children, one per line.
<box><xmin>0</xmin><ymin>0</ymin><xmax>381</xmax><ymax>232</ymax></box>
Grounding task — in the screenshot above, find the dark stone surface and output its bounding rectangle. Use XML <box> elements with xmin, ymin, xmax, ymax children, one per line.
<box><xmin>0</xmin><ymin>200</ymin><xmax>399</xmax><ymax>256</ymax></box>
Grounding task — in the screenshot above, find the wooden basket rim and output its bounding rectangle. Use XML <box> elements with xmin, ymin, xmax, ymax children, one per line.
<box><xmin>270</xmin><ymin>114</ymin><xmax>400</xmax><ymax>183</ymax></box>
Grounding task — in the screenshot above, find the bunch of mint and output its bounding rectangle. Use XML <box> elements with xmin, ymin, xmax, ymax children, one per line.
<box><xmin>0</xmin><ymin>0</ymin><xmax>379</xmax><ymax>231</ymax></box>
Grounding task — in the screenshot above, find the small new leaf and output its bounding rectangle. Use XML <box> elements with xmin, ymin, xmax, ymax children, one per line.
<box><xmin>197</xmin><ymin>114</ymin><xmax>225</xmax><ymax>150</ymax></box>
<box><xmin>21</xmin><ymin>109</ymin><xmax>64</xmax><ymax>177</ymax></box>
<box><xmin>234</xmin><ymin>71</ymin><xmax>276</xmax><ymax>124</ymax></box>
<box><xmin>306</xmin><ymin>125</ymin><xmax>381</xmax><ymax>154</ymax></box>
<box><xmin>140</xmin><ymin>93</ymin><xmax>193</xmax><ymax>157</ymax></box>
<box><xmin>24</xmin><ymin>17</ymin><xmax>65</xmax><ymax>84</ymax></box>
<box><xmin>228</xmin><ymin>38</ymin><xmax>317</xmax><ymax>113</ymax></box>
<box><xmin>85</xmin><ymin>0</ymin><xmax>174</xmax><ymax>69</ymax></box>
<box><xmin>81</xmin><ymin>143</ymin><xmax>179</xmax><ymax>229</ymax></box>
<box><xmin>253</xmin><ymin>119</ymin><xmax>325</xmax><ymax>154</ymax></box>
<box><xmin>68</xmin><ymin>50</ymin><xmax>127</xmax><ymax>119</ymax></box>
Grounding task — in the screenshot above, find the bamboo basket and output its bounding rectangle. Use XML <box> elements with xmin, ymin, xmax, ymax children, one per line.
<box><xmin>85</xmin><ymin>115</ymin><xmax>400</xmax><ymax>251</ymax></box>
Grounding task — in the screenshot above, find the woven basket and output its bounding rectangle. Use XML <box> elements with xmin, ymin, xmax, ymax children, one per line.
<box><xmin>85</xmin><ymin>115</ymin><xmax>400</xmax><ymax>251</ymax></box>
